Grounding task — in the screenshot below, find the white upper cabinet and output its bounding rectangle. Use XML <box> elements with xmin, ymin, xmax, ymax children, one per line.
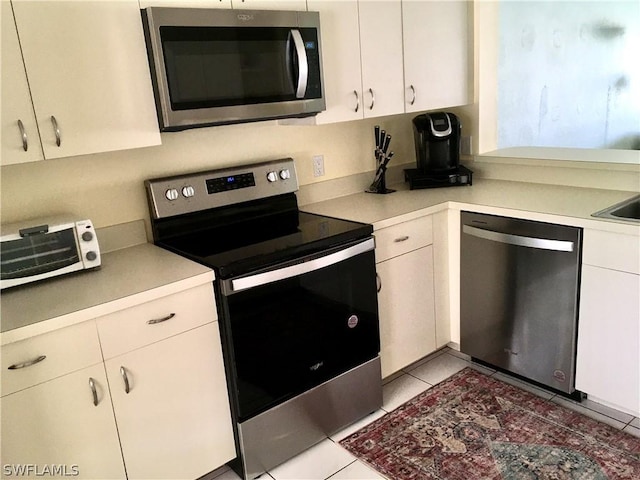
<box><xmin>232</xmin><ymin>0</ymin><xmax>308</xmax><ymax>9</ymax></box>
<box><xmin>9</xmin><ymin>0</ymin><xmax>161</xmax><ymax>161</ymax></box>
<box><xmin>402</xmin><ymin>0</ymin><xmax>471</xmax><ymax>112</ymax></box>
<box><xmin>358</xmin><ymin>0</ymin><xmax>405</xmax><ymax>118</ymax></box>
<box><xmin>307</xmin><ymin>0</ymin><xmax>364</xmax><ymax>123</ymax></box>
<box><xmin>309</xmin><ymin>0</ymin><xmax>404</xmax><ymax>124</ymax></box>
<box><xmin>1</xmin><ymin>1</ymin><xmax>44</xmax><ymax>165</ymax></box>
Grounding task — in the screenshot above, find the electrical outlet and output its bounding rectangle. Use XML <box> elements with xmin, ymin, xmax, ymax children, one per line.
<box><xmin>312</xmin><ymin>155</ymin><xmax>325</xmax><ymax>177</ymax></box>
<box><xmin>461</xmin><ymin>136</ymin><xmax>473</xmax><ymax>156</ymax></box>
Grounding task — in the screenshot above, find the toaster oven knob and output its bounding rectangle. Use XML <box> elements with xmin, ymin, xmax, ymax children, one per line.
<box><xmin>165</xmin><ymin>188</ymin><xmax>179</xmax><ymax>201</ymax></box>
<box><xmin>279</xmin><ymin>169</ymin><xmax>291</xmax><ymax>180</ymax></box>
<box><xmin>81</xmin><ymin>231</ymin><xmax>94</xmax><ymax>242</ymax></box>
<box><xmin>86</xmin><ymin>251</ymin><xmax>98</xmax><ymax>261</ymax></box>
<box><xmin>266</xmin><ymin>171</ymin><xmax>278</xmax><ymax>183</ymax></box>
<box><xmin>182</xmin><ymin>186</ymin><xmax>195</xmax><ymax>198</ymax></box>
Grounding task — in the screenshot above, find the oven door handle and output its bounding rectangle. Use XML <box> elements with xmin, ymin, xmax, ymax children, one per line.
<box><xmin>225</xmin><ymin>237</ymin><xmax>375</xmax><ymax>294</ymax></box>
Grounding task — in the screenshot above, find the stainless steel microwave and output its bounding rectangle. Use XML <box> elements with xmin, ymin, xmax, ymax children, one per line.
<box><xmin>0</xmin><ymin>216</ymin><xmax>101</xmax><ymax>290</ymax></box>
<box><xmin>141</xmin><ymin>7</ymin><xmax>325</xmax><ymax>130</ymax></box>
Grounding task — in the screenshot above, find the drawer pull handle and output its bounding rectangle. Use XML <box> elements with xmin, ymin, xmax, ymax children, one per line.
<box><xmin>147</xmin><ymin>312</ymin><xmax>176</xmax><ymax>325</ymax></box>
<box><xmin>394</xmin><ymin>236</ymin><xmax>410</xmax><ymax>243</ymax></box>
<box><xmin>120</xmin><ymin>366</ymin><xmax>131</xmax><ymax>394</ymax></box>
<box><xmin>89</xmin><ymin>377</ymin><xmax>99</xmax><ymax>406</ymax></box>
<box><xmin>376</xmin><ymin>273</ymin><xmax>382</xmax><ymax>293</ymax></box>
<box><xmin>8</xmin><ymin>355</ymin><xmax>47</xmax><ymax>370</ymax></box>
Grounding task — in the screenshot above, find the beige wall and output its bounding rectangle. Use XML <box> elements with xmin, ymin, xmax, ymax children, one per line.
<box><xmin>0</xmin><ymin>113</ymin><xmax>422</xmax><ymax>229</ymax></box>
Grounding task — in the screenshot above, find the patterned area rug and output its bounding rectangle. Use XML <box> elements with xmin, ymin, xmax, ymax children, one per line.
<box><xmin>340</xmin><ymin>367</ymin><xmax>640</xmax><ymax>479</ymax></box>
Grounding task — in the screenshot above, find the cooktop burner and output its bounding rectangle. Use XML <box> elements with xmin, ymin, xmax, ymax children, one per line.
<box><xmin>146</xmin><ymin>158</ymin><xmax>373</xmax><ymax>278</ymax></box>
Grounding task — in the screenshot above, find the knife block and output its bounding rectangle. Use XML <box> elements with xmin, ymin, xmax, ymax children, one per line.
<box><xmin>365</xmin><ymin>164</ymin><xmax>395</xmax><ymax>195</ymax></box>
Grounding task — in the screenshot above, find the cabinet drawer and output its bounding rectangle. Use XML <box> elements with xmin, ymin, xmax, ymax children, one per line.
<box><xmin>374</xmin><ymin>215</ymin><xmax>433</xmax><ymax>263</ymax></box>
<box><xmin>97</xmin><ymin>283</ymin><xmax>216</xmax><ymax>359</ymax></box>
<box><xmin>582</xmin><ymin>229</ymin><xmax>640</xmax><ymax>274</ymax></box>
<box><xmin>2</xmin><ymin>321</ymin><xmax>102</xmax><ymax>396</ymax></box>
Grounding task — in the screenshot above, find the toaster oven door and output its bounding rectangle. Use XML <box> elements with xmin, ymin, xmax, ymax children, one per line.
<box><xmin>0</xmin><ymin>227</ymin><xmax>81</xmax><ymax>288</ymax></box>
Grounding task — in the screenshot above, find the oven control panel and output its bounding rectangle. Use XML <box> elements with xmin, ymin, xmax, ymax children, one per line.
<box><xmin>145</xmin><ymin>158</ymin><xmax>299</xmax><ymax>219</ymax></box>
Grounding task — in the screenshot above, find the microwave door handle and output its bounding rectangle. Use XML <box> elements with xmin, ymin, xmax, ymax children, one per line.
<box><xmin>289</xmin><ymin>29</ymin><xmax>308</xmax><ymax>98</ymax></box>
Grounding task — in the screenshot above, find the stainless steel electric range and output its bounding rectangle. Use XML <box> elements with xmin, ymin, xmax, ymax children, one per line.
<box><xmin>145</xmin><ymin>158</ymin><xmax>382</xmax><ymax>480</ymax></box>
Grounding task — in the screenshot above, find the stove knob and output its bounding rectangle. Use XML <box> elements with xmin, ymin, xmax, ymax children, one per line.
<box><xmin>266</xmin><ymin>171</ymin><xmax>278</xmax><ymax>182</ymax></box>
<box><xmin>86</xmin><ymin>251</ymin><xmax>98</xmax><ymax>261</ymax></box>
<box><xmin>279</xmin><ymin>169</ymin><xmax>291</xmax><ymax>180</ymax></box>
<box><xmin>81</xmin><ymin>231</ymin><xmax>94</xmax><ymax>242</ymax></box>
<box><xmin>165</xmin><ymin>188</ymin><xmax>179</xmax><ymax>201</ymax></box>
<box><xmin>182</xmin><ymin>186</ymin><xmax>195</xmax><ymax>198</ymax></box>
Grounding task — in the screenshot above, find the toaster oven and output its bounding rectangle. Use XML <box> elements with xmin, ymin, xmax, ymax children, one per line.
<box><xmin>0</xmin><ymin>216</ymin><xmax>101</xmax><ymax>290</ymax></box>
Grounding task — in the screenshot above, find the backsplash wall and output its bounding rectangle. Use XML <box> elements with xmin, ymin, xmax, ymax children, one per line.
<box><xmin>0</xmin><ymin>113</ymin><xmax>421</xmax><ymax>229</ymax></box>
<box><xmin>2</xmin><ymin>103</ymin><xmax>635</xmax><ymax>233</ymax></box>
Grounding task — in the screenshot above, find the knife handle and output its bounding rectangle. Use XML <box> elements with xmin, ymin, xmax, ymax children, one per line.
<box><xmin>381</xmin><ymin>134</ymin><xmax>391</xmax><ymax>154</ymax></box>
<box><xmin>374</xmin><ymin>125</ymin><xmax>381</xmax><ymax>148</ymax></box>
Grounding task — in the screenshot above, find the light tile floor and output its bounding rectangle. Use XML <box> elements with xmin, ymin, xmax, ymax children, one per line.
<box><xmin>209</xmin><ymin>347</ymin><xmax>640</xmax><ymax>480</ymax></box>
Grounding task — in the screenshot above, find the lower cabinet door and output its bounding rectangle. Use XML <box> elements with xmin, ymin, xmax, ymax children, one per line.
<box><xmin>377</xmin><ymin>245</ymin><xmax>437</xmax><ymax>378</ymax></box>
<box><xmin>576</xmin><ymin>265</ymin><xmax>640</xmax><ymax>415</ymax></box>
<box><xmin>0</xmin><ymin>365</ymin><xmax>125</xmax><ymax>479</ymax></box>
<box><xmin>105</xmin><ymin>322</ymin><xmax>236</xmax><ymax>480</ymax></box>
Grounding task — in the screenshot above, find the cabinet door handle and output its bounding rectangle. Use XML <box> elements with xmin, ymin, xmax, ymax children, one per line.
<box><xmin>120</xmin><ymin>366</ymin><xmax>131</xmax><ymax>394</ymax></box>
<box><xmin>368</xmin><ymin>88</ymin><xmax>375</xmax><ymax>110</ymax></box>
<box><xmin>409</xmin><ymin>85</ymin><xmax>416</xmax><ymax>106</ymax></box>
<box><xmin>147</xmin><ymin>312</ymin><xmax>176</xmax><ymax>325</ymax></box>
<box><xmin>17</xmin><ymin>119</ymin><xmax>28</xmax><ymax>151</ymax></box>
<box><xmin>394</xmin><ymin>235</ymin><xmax>410</xmax><ymax>243</ymax></box>
<box><xmin>376</xmin><ymin>273</ymin><xmax>382</xmax><ymax>293</ymax></box>
<box><xmin>353</xmin><ymin>90</ymin><xmax>360</xmax><ymax>113</ymax></box>
<box><xmin>7</xmin><ymin>355</ymin><xmax>46</xmax><ymax>370</ymax></box>
<box><xmin>50</xmin><ymin>116</ymin><xmax>61</xmax><ymax>147</ymax></box>
<box><xmin>89</xmin><ymin>377</ymin><xmax>99</xmax><ymax>406</ymax></box>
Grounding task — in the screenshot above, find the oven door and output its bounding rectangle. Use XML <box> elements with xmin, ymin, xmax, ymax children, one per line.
<box><xmin>218</xmin><ymin>237</ymin><xmax>379</xmax><ymax>422</ymax></box>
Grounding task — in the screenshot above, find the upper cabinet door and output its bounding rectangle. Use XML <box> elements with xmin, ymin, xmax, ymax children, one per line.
<box><xmin>11</xmin><ymin>0</ymin><xmax>161</xmax><ymax>160</ymax></box>
<box><xmin>402</xmin><ymin>0</ymin><xmax>471</xmax><ymax>112</ymax></box>
<box><xmin>1</xmin><ymin>1</ymin><xmax>44</xmax><ymax>165</ymax></box>
<box><xmin>308</xmin><ymin>0</ymin><xmax>363</xmax><ymax>124</ymax></box>
<box><xmin>358</xmin><ymin>0</ymin><xmax>404</xmax><ymax>118</ymax></box>
<box><xmin>232</xmin><ymin>0</ymin><xmax>307</xmax><ymax>9</ymax></box>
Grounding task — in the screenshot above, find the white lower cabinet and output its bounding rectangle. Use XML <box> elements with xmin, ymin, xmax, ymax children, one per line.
<box><xmin>105</xmin><ymin>322</ymin><xmax>235</xmax><ymax>480</ymax></box>
<box><xmin>1</xmin><ymin>365</ymin><xmax>126</xmax><ymax>480</ymax></box>
<box><xmin>575</xmin><ymin>228</ymin><xmax>640</xmax><ymax>416</ymax></box>
<box><xmin>377</xmin><ymin>245</ymin><xmax>436</xmax><ymax>378</ymax></box>
<box><xmin>576</xmin><ymin>265</ymin><xmax>640</xmax><ymax>415</ymax></box>
<box><xmin>375</xmin><ymin>215</ymin><xmax>436</xmax><ymax>378</ymax></box>
<box><xmin>1</xmin><ymin>284</ymin><xmax>236</xmax><ymax>480</ymax></box>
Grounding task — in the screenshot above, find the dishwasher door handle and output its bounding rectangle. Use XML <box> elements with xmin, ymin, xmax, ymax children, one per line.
<box><xmin>462</xmin><ymin>225</ymin><xmax>575</xmax><ymax>252</ymax></box>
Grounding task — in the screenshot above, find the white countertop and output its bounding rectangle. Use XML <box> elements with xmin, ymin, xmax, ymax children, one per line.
<box><xmin>0</xmin><ymin>243</ymin><xmax>214</xmax><ymax>345</ymax></box>
<box><xmin>2</xmin><ymin>178</ymin><xmax>637</xmax><ymax>345</ymax></box>
<box><xmin>302</xmin><ymin>178</ymin><xmax>640</xmax><ymax>235</ymax></box>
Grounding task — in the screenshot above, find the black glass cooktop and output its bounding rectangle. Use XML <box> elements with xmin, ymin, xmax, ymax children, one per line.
<box><xmin>157</xmin><ymin>209</ymin><xmax>372</xmax><ymax>279</ymax></box>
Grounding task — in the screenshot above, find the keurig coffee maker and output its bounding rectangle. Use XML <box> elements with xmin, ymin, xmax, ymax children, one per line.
<box><xmin>405</xmin><ymin>112</ymin><xmax>472</xmax><ymax>189</ymax></box>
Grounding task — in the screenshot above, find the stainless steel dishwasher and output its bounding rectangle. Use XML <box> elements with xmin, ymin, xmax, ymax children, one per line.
<box><xmin>460</xmin><ymin>211</ymin><xmax>582</xmax><ymax>396</ymax></box>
